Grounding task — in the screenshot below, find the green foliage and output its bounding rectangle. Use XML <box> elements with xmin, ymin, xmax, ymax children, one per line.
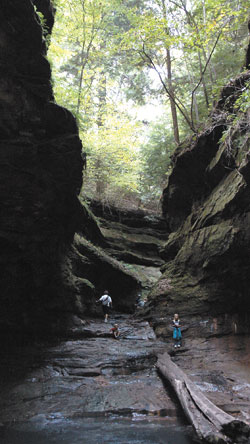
<box><xmin>235</xmin><ymin>80</ymin><xmax>250</xmax><ymax>113</ymax></box>
<box><xmin>139</xmin><ymin>118</ymin><xmax>175</xmax><ymax>202</ymax></box>
<box><xmin>33</xmin><ymin>6</ymin><xmax>51</xmax><ymax>49</ymax></box>
<box><xmin>48</xmin><ymin>0</ymin><xmax>250</xmax><ymax>208</ymax></box>
<box><xmin>80</xmin><ymin>107</ymin><xmax>142</xmax><ymax>200</ymax></box>
<box><xmin>219</xmin><ymin>79</ymin><xmax>250</xmax><ymax>160</ymax></box>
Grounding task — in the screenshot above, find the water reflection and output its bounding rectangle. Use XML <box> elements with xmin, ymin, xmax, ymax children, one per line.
<box><xmin>0</xmin><ymin>417</ymin><xmax>197</xmax><ymax>444</ymax></box>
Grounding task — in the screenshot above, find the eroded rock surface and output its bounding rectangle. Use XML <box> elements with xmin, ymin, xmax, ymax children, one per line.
<box><xmin>139</xmin><ymin>68</ymin><xmax>250</xmax><ymax>439</ymax></box>
<box><xmin>152</xmin><ymin>314</ymin><xmax>250</xmax><ymax>434</ymax></box>
<box><xmin>64</xmin><ymin>233</ymin><xmax>141</xmax><ymax>315</ymax></box>
<box><xmin>0</xmin><ymin>316</ymin><xmax>249</xmax><ymax>444</ymax></box>
<box><xmin>0</xmin><ymin>319</ymin><xmax>183</xmax><ymax>434</ymax></box>
<box><xmin>88</xmin><ymin>200</ymin><xmax>166</xmax><ymax>299</ymax></box>
<box><xmin>0</xmin><ymin>1</ymin><xmax>141</xmax><ymax>335</ymax></box>
<box><xmin>0</xmin><ymin>0</ymin><xmax>83</xmax><ymax>336</ymax></box>
<box><xmin>169</xmin><ymin>333</ymin><xmax>250</xmax><ymax>426</ymax></box>
<box><xmin>145</xmin><ymin>72</ymin><xmax>250</xmax><ymax>324</ymax></box>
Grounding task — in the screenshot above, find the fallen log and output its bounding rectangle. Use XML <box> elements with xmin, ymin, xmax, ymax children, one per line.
<box><xmin>157</xmin><ymin>352</ymin><xmax>250</xmax><ymax>444</ymax></box>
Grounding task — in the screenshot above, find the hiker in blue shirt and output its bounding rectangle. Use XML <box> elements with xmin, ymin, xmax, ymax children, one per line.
<box><xmin>172</xmin><ymin>313</ymin><xmax>182</xmax><ymax>348</ymax></box>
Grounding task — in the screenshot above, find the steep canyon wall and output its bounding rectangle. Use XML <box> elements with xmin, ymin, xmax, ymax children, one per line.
<box><xmin>0</xmin><ymin>0</ymin><xmax>84</xmax><ymax>337</ymax></box>
<box><xmin>0</xmin><ymin>1</ymin><xmax>139</xmax><ymax>338</ymax></box>
<box><xmin>146</xmin><ymin>69</ymin><xmax>250</xmax><ymax>336</ymax></box>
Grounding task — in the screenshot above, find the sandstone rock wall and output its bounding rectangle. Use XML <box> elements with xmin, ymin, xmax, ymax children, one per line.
<box><xmin>146</xmin><ymin>72</ymin><xmax>250</xmax><ymax>333</ymax></box>
<box><xmin>0</xmin><ymin>0</ymin><xmax>83</xmax><ymax>336</ymax></box>
<box><xmin>64</xmin><ymin>233</ymin><xmax>140</xmax><ymax>315</ymax></box>
<box><xmin>0</xmin><ymin>2</ymin><xmax>141</xmax><ymax>337</ymax></box>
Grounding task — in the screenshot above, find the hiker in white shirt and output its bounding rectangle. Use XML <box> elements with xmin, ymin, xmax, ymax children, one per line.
<box><xmin>96</xmin><ymin>290</ymin><xmax>112</xmax><ymax>322</ymax></box>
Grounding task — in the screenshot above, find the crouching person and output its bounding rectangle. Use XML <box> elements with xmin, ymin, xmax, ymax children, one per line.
<box><xmin>110</xmin><ymin>324</ymin><xmax>120</xmax><ymax>339</ymax></box>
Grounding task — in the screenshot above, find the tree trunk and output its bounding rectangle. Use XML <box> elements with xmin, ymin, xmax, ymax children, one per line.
<box><xmin>198</xmin><ymin>50</ymin><xmax>209</xmax><ymax>107</ymax></box>
<box><xmin>201</xmin><ymin>0</ymin><xmax>217</xmax><ymax>85</ymax></box>
<box><xmin>184</xmin><ymin>56</ymin><xmax>199</xmax><ymax>123</ymax></box>
<box><xmin>160</xmin><ymin>0</ymin><xmax>180</xmax><ymax>145</ymax></box>
<box><xmin>95</xmin><ymin>157</ymin><xmax>106</xmax><ymax>198</ymax></box>
<box><xmin>76</xmin><ymin>0</ymin><xmax>97</xmax><ymax>116</ymax></box>
<box><xmin>166</xmin><ymin>48</ymin><xmax>180</xmax><ymax>145</ymax></box>
<box><xmin>180</xmin><ymin>2</ymin><xmax>210</xmax><ymax>109</ymax></box>
<box><xmin>157</xmin><ymin>352</ymin><xmax>250</xmax><ymax>444</ymax></box>
<box><xmin>76</xmin><ymin>0</ymin><xmax>86</xmax><ymax>116</ymax></box>
<box><xmin>95</xmin><ymin>65</ymin><xmax>107</xmax><ymax>198</ymax></box>
<box><xmin>76</xmin><ymin>43</ymin><xmax>86</xmax><ymax>116</ymax></box>
<box><xmin>97</xmin><ymin>73</ymin><xmax>107</xmax><ymax>128</ymax></box>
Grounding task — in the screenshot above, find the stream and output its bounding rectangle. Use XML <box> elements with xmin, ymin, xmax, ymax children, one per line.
<box><xmin>0</xmin><ymin>315</ymin><xmax>198</xmax><ymax>444</ymax></box>
<box><xmin>0</xmin><ymin>418</ymin><xmax>195</xmax><ymax>444</ymax></box>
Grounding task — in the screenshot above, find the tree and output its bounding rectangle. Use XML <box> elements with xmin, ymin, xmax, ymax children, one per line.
<box><xmin>48</xmin><ymin>0</ymin><xmax>250</xmax><ymax>207</ymax></box>
<box><xmin>139</xmin><ymin>117</ymin><xmax>175</xmax><ymax>203</ymax></box>
<box><xmin>80</xmin><ymin>108</ymin><xmax>142</xmax><ymax>201</ymax></box>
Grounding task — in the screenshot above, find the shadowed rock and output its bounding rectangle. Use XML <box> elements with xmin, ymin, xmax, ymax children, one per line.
<box><xmin>0</xmin><ymin>0</ymin><xmax>83</xmax><ymax>337</ymax></box>
<box><xmin>145</xmin><ymin>71</ymin><xmax>250</xmax><ymax>324</ymax></box>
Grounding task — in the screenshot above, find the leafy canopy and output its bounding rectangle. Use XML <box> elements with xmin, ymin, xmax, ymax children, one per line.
<box><xmin>48</xmin><ymin>0</ymin><xmax>250</xmax><ymax>208</ymax></box>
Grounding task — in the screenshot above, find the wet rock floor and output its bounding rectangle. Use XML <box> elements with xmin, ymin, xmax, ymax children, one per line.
<box><xmin>0</xmin><ymin>418</ymin><xmax>196</xmax><ymax>444</ymax></box>
<box><xmin>172</xmin><ymin>334</ymin><xmax>250</xmax><ymax>425</ymax></box>
<box><xmin>0</xmin><ymin>315</ymin><xmax>249</xmax><ymax>443</ymax></box>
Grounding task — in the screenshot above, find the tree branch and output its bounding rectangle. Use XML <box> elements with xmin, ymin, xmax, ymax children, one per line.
<box><xmin>190</xmin><ymin>20</ymin><xmax>229</xmax><ymax>127</ymax></box>
<box><xmin>140</xmin><ymin>45</ymin><xmax>195</xmax><ymax>132</ymax></box>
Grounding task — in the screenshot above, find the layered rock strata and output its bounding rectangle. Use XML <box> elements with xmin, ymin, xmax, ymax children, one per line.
<box><xmin>63</xmin><ymin>232</ymin><xmax>140</xmax><ymax>315</ymax></box>
<box><xmin>0</xmin><ymin>1</ymin><xmax>141</xmax><ymax>337</ymax></box>
<box><xmin>145</xmin><ymin>71</ymin><xmax>250</xmax><ymax>335</ymax></box>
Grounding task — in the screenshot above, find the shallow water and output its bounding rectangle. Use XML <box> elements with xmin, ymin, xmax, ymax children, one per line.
<box><xmin>0</xmin><ymin>416</ymin><xmax>197</xmax><ymax>444</ymax></box>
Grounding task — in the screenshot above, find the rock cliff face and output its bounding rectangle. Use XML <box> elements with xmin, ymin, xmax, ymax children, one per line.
<box><xmin>63</xmin><ymin>231</ymin><xmax>141</xmax><ymax>316</ymax></box>
<box><xmin>146</xmin><ymin>71</ymin><xmax>250</xmax><ymax>335</ymax></box>
<box><xmin>0</xmin><ymin>0</ymin><xmax>84</xmax><ymax>336</ymax></box>
<box><xmin>0</xmin><ymin>1</ymin><xmax>141</xmax><ymax>338</ymax></box>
